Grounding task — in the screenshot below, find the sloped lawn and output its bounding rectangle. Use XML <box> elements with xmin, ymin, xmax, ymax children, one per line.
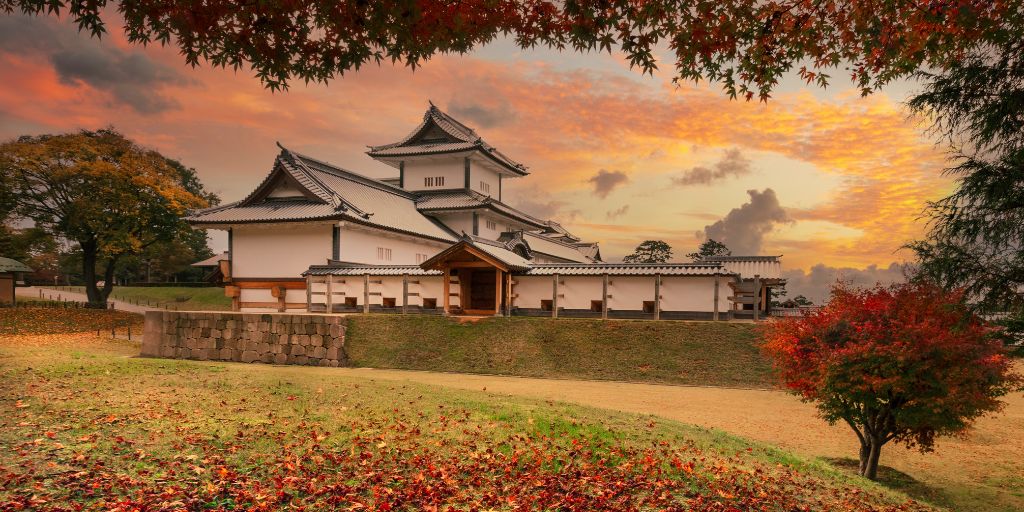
<box><xmin>0</xmin><ymin>329</ymin><xmax>924</xmax><ymax>511</ymax></box>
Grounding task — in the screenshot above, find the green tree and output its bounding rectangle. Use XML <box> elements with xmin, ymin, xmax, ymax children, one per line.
<box><xmin>623</xmin><ymin>240</ymin><xmax>672</xmax><ymax>263</ymax></box>
<box><xmin>0</xmin><ymin>129</ymin><xmax>214</xmax><ymax>306</ymax></box>
<box><xmin>686</xmin><ymin>239</ymin><xmax>730</xmax><ymax>261</ymax></box>
<box><xmin>1</xmin><ymin>1</ymin><xmax>1013</xmax><ymax>98</ymax></box>
<box><xmin>907</xmin><ymin>37</ymin><xmax>1024</xmax><ymax>319</ymax></box>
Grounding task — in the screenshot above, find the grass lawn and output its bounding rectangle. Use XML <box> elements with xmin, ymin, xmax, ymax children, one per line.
<box><xmin>0</xmin><ymin>312</ymin><xmax>926</xmax><ymax>511</ymax></box>
<box><xmin>41</xmin><ymin>285</ymin><xmax>232</xmax><ymax>310</ymax></box>
<box><xmin>346</xmin><ymin>315</ymin><xmax>774</xmax><ymax>388</ymax></box>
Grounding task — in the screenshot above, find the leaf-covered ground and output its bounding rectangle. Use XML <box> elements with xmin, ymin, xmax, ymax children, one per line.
<box><xmin>0</xmin><ymin>332</ymin><xmax>927</xmax><ymax>511</ymax></box>
<box><xmin>0</xmin><ymin>307</ymin><xmax>142</xmax><ymax>335</ymax></box>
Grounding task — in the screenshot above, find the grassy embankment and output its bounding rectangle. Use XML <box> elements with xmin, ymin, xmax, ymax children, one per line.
<box><xmin>346</xmin><ymin>315</ymin><xmax>774</xmax><ymax>388</ymax></box>
<box><xmin>39</xmin><ymin>285</ymin><xmax>232</xmax><ymax>310</ymax></box>
<box><xmin>0</xmin><ymin>308</ymin><xmax>926</xmax><ymax>511</ymax></box>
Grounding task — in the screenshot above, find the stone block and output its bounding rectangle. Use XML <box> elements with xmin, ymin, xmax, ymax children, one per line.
<box><xmin>307</xmin><ymin>357</ymin><xmax>320</xmax><ymax>366</ymax></box>
<box><xmin>261</xmin><ymin>353</ymin><xmax>274</xmax><ymax>363</ymax></box>
<box><xmin>329</xmin><ymin>324</ymin><xmax>343</xmax><ymax>337</ymax></box>
<box><xmin>328</xmin><ymin>360</ymin><xmax>339</xmax><ymax>367</ymax></box>
<box><xmin>290</xmin><ymin>345</ymin><xmax>306</xmax><ymax>356</ymax></box>
<box><xmin>319</xmin><ymin>358</ymin><xmax>330</xmax><ymax>367</ymax></box>
<box><xmin>240</xmin><ymin>350</ymin><xmax>259</xmax><ymax>363</ymax></box>
<box><xmin>274</xmin><ymin>353</ymin><xmax>288</xmax><ymax>364</ymax></box>
<box><xmin>309</xmin><ymin>334</ymin><xmax>322</xmax><ymax>346</ymax></box>
<box><xmin>220</xmin><ymin>348</ymin><xmax>234</xmax><ymax>360</ymax></box>
<box><xmin>311</xmin><ymin>346</ymin><xmax>326</xmax><ymax>358</ymax></box>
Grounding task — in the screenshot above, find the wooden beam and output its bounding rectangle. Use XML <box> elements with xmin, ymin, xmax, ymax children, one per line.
<box><xmin>232</xmin><ymin>279</ymin><xmax>306</xmax><ymax>289</ymax></box>
<box><xmin>402</xmin><ymin>274</ymin><xmax>408</xmax><ymax>314</ymax></box>
<box><xmin>494</xmin><ymin>270</ymin><xmax>501</xmax><ymax>315</ymax></box>
<box><xmin>363</xmin><ymin>274</ymin><xmax>370</xmax><ymax>314</ymax></box>
<box><xmin>505</xmin><ymin>271</ymin><xmax>512</xmax><ymax>316</ymax></box>
<box><xmin>552</xmin><ymin>273</ymin><xmax>559</xmax><ymax>319</ymax></box>
<box><xmin>602</xmin><ymin>273</ymin><xmax>609</xmax><ymax>320</ymax></box>
<box><xmin>713</xmin><ymin>275</ymin><xmax>720</xmax><ymax>321</ymax></box>
<box><xmin>442</xmin><ymin>266</ymin><xmax>450</xmax><ymax>315</ymax></box>
<box><xmin>654</xmin><ymin>274</ymin><xmax>661</xmax><ymax>320</ymax></box>
<box><xmin>305</xmin><ymin>276</ymin><xmax>312</xmax><ymax>310</ymax></box>
<box><xmin>448</xmin><ymin>261</ymin><xmax>496</xmax><ymax>268</ymax></box>
<box><xmin>326</xmin><ymin>275</ymin><xmax>333</xmax><ymax>313</ymax></box>
<box><xmin>753</xmin><ymin>274</ymin><xmax>761</xmax><ymax>321</ymax></box>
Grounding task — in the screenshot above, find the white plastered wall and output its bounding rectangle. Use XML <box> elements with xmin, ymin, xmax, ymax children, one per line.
<box><xmin>660</xmin><ymin>277</ymin><xmax>717</xmax><ymax>311</ymax></box>
<box><xmin>338</xmin><ymin>224</ymin><xmax>448</xmax><ymax>265</ymax></box>
<box><xmin>402</xmin><ymin>160</ymin><xmax>464</xmax><ymax>191</ymax></box>
<box><xmin>469</xmin><ymin>165</ymin><xmax>501</xmax><ymax>197</ymax></box>
<box><xmin>232</xmin><ymin>223</ymin><xmax>332</xmax><ymax>278</ymax></box>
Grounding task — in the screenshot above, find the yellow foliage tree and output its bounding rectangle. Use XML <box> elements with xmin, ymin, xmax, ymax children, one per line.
<box><xmin>0</xmin><ymin>129</ymin><xmax>213</xmax><ymax>306</ymax></box>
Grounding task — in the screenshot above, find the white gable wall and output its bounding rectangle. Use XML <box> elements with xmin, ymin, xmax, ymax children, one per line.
<box><xmin>232</xmin><ymin>223</ymin><xmax>332</xmax><ymax>278</ymax></box>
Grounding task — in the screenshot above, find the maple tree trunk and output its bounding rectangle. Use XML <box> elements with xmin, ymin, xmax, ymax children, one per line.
<box><xmin>858</xmin><ymin>437</ymin><xmax>883</xmax><ymax>480</ymax></box>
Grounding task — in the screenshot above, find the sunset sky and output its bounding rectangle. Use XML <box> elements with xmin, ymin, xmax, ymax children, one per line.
<box><xmin>0</xmin><ymin>14</ymin><xmax>953</xmax><ymax>301</ymax></box>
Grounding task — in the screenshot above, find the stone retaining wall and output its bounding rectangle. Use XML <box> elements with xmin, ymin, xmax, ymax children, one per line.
<box><xmin>142</xmin><ymin>311</ymin><xmax>346</xmax><ymax>367</ymax></box>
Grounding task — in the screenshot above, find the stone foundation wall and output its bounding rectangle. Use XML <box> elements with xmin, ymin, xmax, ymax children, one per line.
<box><xmin>142</xmin><ymin>311</ymin><xmax>346</xmax><ymax>367</ymax></box>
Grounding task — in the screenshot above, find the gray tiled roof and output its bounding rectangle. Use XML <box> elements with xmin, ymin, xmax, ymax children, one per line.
<box><xmin>303</xmin><ymin>261</ymin><xmax>731</xmax><ymax>277</ymax></box>
<box><xmin>305</xmin><ymin>265</ymin><xmax>441</xmax><ymax>276</ymax></box>
<box><xmin>521</xmin><ymin>231</ymin><xmax>595</xmax><ymax>264</ymax></box>
<box><xmin>466</xmin><ymin>238</ymin><xmax>533</xmax><ymax>270</ymax></box>
<box><xmin>415</xmin><ymin>190</ymin><xmax>549</xmax><ymax>229</ymax></box>
<box><xmin>367</xmin><ymin>104</ymin><xmax>528</xmax><ymax>175</ymax></box>
<box><xmin>525</xmin><ymin>263</ymin><xmax>730</xmax><ymax>276</ymax></box>
<box><xmin>700</xmin><ymin>255</ymin><xmax>782</xmax><ymax>262</ymax></box>
<box><xmin>187</xmin><ymin>199</ymin><xmax>338</xmax><ymax>223</ymax></box>
<box><xmin>187</xmin><ymin>147</ymin><xmax>457</xmax><ymax>243</ymax></box>
<box><xmin>0</xmin><ymin>257</ymin><xmax>32</xmax><ymax>273</ymax></box>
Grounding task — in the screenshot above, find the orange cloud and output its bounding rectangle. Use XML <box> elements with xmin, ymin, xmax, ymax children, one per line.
<box><xmin>0</xmin><ymin>15</ymin><xmax>951</xmax><ymax>271</ymax></box>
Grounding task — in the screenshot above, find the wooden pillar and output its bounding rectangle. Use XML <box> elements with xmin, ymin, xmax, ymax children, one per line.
<box><xmin>326</xmin><ymin>276</ymin><xmax>333</xmax><ymax>313</ymax></box>
<box><xmin>654</xmin><ymin>274</ymin><xmax>661</xmax><ymax>320</ymax></box>
<box><xmin>306</xmin><ymin>276</ymin><xmax>313</xmax><ymax>310</ymax></box>
<box><xmin>753</xmin><ymin>274</ymin><xmax>761</xmax><ymax>321</ymax></box>
<box><xmin>552</xmin><ymin>273</ymin><xmax>559</xmax><ymax>319</ymax></box>
<box><xmin>505</xmin><ymin>272</ymin><xmax>512</xmax><ymax>317</ymax></box>
<box><xmin>713</xmin><ymin>275</ymin><xmax>720</xmax><ymax>321</ymax></box>
<box><xmin>442</xmin><ymin>266</ymin><xmax>450</xmax><ymax>315</ymax></box>
<box><xmin>494</xmin><ymin>270</ymin><xmax>502</xmax><ymax>315</ymax></box>
<box><xmin>402</xmin><ymin>274</ymin><xmax>408</xmax><ymax>314</ymax></box>
<box><xmin>602</xmin><ymin>273</ymin><xmax>609</xmax><ymax>320</ymax></box>
<box><xmin>363</xmin><ymin>274</ymin><xmax>370</xmax><ymax>314</ymax></box>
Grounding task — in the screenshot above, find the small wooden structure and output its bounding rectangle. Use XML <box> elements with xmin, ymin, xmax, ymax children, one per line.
<box><xmin>0</xmin><ymin>257</ymin><xmax>32</xmax><ymax>305</ymax></box>
<box><xmin>419</xmin><ymin>239</ymin><xmax>525</xmax><ymax>316</ymax></box>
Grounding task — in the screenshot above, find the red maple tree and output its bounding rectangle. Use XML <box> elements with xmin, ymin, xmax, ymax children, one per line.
<box><xmin>761</xmin><ymin>282</ymin><xmax>1021</xmax><ymax>480</ymax></box>
<box><xmin>2</xmin><ymin>1</ymin><xmax>1014</xmax><ymax>98</ymax></box>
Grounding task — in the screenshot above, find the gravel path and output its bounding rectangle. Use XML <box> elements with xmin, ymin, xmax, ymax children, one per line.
<box><xmin>16</xmin><ymin>286</ymin><xmax>153</xmax><ymax>314</ymax></box>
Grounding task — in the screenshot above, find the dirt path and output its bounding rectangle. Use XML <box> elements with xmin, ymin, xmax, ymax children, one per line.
<box><xmin>16</xmin><ymin>286</ymin><xmax>152</xmax><ymax>314</ymax></box>
<box><xmin>329</xmin><ymin>366</ymin><xmax>1024</xmax><ymax>511</ymax></box>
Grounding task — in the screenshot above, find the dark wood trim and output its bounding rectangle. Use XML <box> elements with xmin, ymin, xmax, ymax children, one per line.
<box><xmin>399</xmin><ymin>161</ymin><xmax>405</xmax><ymax>188</ymax></box>
<box><xmin>232</xmin><ymin>279</ymin><xmax>306</xmax><ymax>289</ymax></box>
<box><xmin>472</xmin><ymin>211</ymin><xmax>479</xmax><ymax>235</ymax></box>
<box><xmin>464</xmin><ymin>157</ymin><xmax>471</xmax><ymax>189</ymax></box>
<box><xmin>332</xmin><ymin>225</ymin><xmax>340</xmax><ymax>260</ymax></box>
